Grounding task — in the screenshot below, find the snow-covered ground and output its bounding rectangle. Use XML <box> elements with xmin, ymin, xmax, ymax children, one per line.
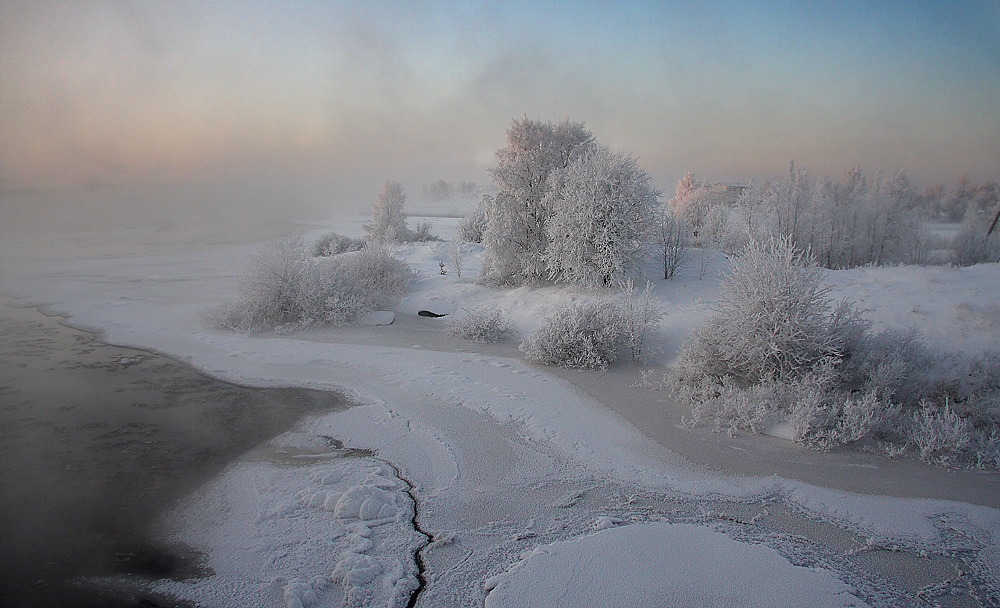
<box><xmin>1</xmin><ymin>214</ymin><xmax>998</xmax><ymax>607</ymax></box>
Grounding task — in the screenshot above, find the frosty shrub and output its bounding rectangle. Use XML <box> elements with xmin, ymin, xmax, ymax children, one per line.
<box><xmin>448</xmin><ymin>240</ymin><xmax>466</xmax><ymax>278</ymax></box>
<box><xmin>618</xmin><ymin>280</ymin><xmax>662</xmax><ymax>362</ymax></box>
<box><xmin>520</xmin><ymin>300</ymin><xmax>624</xmax><ymax>370</ymax></box>
<box><xmin>446</xmin><ymin>306</ymin><xmax>512</xmax><ymax>343</ymax></box>
<box><xmin>669</xmin><ymin>236</ymin><xmax>904</xmax><ymax>449</ymax></box>
<box><xmin>836</xmin><ymin>326</ymin><xmax>933</xmax><ymax>405</ymax></box>
<box><xmin>909</xmin><ymin>403</ymin><xmax>972</xmax><ymax>467</ymax></box>
<box><xmin>332</xmin><ymin>245</ymin><xmax>415</xmax><ymax>311</ymax></box>
<box><xmin>952</xmin><ymin>212</ymin><xmax>1000</xmax><ymax>266</ymax></box>
<box><xmin>215</xmin><ymin>241</ymin><xmax>413</xmax><ymax>332</ymax></box>
<box><xmin>457</xmin><ymin>198</ymin><xmax>488</xmax><ymax>243</ymax></box>
<box><xmin>214</xmin><ymin>237</ymin><xmax>310</xmax><ymax>331</ymax></box>
<box><xmin>311</xmin><ymin>232</ymin><xmax>367</xmax><ymax>257</ymax></box>
<box><xmin>675</xmin><ymin>236</ymin><xmax>847</xmax><ymax>387</ymax></box>
<box><xmin>662</xmin><ymin>234</ymin><xmax>1000</xmax><ymax>467</ymax></box>
<box><xmin>406</xmin><ymin>219</ymin><xmax>440</xmax><ymax>242</ymax></box>
<box><xmin>521</xmin><ymin>280</ymin><xmax>662</xmax><ymax>369</ymax></box>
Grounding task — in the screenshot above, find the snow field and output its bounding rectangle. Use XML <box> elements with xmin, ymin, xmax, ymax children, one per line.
<box><xmin>2</xmin><ymin>215</ymin><xmax>999</xmax><ymax>606</ymax></box>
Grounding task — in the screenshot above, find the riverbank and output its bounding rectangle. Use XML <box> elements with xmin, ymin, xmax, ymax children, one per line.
<box><xmin>2</xmin><ymin>216</ymin><xmax>997</xmax><ymax>606</ymax></box>
<box><xmin>0</xmin><ymin>300</ymin><xmax>347</xmax><ymax>608</ymax></box>
<box><xmin>286</xmin><ymin>311</ymin><xmax>1000</xmax><ymax>509</ymax></box>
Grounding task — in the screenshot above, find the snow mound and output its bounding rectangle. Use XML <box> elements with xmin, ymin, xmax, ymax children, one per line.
<box><xmin>283</xmin><ymin>576</ymin><xmax>328</xmax><ymax>608</ymax></box>
<box><xmin>332</xmin><ymin>551</ymin><xmax>382</xmax><ymax>585</ymax></box>
<box><xmin>333</xmin><ymin>485</ymin><xmax>401</xmax><ymax>521</ymax></box>
<box><xmin>484</xmin><ymin>522</ymin><xmax>869</xmax><ymax>608</ymax></box>
<box><xmin>151</xmin><ymin>458</ymin><xmax>422</xmax><ymax>608</ymax></box>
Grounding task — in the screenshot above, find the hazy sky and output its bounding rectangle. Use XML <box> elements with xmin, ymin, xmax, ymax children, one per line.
<box><xmin>2</xmin><ymin>0</ymin><xmax>998</xmax><ymax>215</ymax></box>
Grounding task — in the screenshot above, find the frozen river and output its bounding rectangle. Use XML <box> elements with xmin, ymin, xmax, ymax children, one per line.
<box><xmin>1</xmin><ymin>215</ymin><xmax>997</xmax><ymax>607</ymax></box>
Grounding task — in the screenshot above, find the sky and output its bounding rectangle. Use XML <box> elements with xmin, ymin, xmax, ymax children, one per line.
<box><xmin>1</xmin><ymin>0</ymin><xmax>998</xmax><ymax>219</ymax></box>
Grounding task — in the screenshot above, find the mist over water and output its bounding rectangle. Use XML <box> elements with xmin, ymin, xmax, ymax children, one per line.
<box><xmin>0</xmin><ymin>300</ymin><xmax>346</xmax><ymax>607</ymax></box>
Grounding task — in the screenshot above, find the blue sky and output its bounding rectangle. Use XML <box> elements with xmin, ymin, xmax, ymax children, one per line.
<box><xmin>1</xmin><ymin>0</ymin><xmax>997</xmax><ymax>212</ymax></box>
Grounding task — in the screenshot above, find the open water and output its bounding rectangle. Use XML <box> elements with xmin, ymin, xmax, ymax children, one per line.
<box><xmin>0</xmin><ymin>299</ymin><xmax>345</xmax><ymax>607</ymax></box>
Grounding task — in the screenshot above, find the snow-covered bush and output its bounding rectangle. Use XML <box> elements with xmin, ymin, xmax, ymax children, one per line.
<box><xmin>311</xmin><ymin>232</ymin><xmax>367</xmax><ymax>257</ymax></box>
<box><xmin>407</xmin><ymin>219</ymin><xmax>440</xmax><ymax>242</ymax></box>
<box><xmin>334</xmin><ymin>245</ymin><xmax>414</xmax><ymax>311</ymax></box>
<box><xmin>661</xmin><ymin>235</ymin><xmax>1000</xmax><ymax>467</ymax></box>
<box><xmin>457</xmin><ymin>198</ymin><xmax>488</xmax><ymax>243</ymax></box>
<box><xmin>921</xmin><ymin>352</ymin><xmax>1000</xmax><ymax>468</ymax></box>
<box><xmin>654</xmin><ymin>206</ymin><xmax>689</xmax><ymax>279</ymax></box>
<box><xmin>448</xmin><ymin>240</ymin><xmax>466</xmax><ymax>278</ymax></box>
<box><xmin>670</xmin><ymin>236</ymin><xmax>893</xmax><ymax>446</ymax></box>
<box><xmin>520</xmin><ymin>300</ymin><xmax>624</xmax><ymax>370</ymax></box>
<box><xmin>952</xmin><ymin>211</ymin><xmax>1000</xmax><ymax>266</ymax></box>
<box><xmin>447</xmin><ymin>306</ymin><xmax>512</xmax><ymax>343</ymax></box>
<box><xmin>215</xmin><ymin>241</ymin><xmax>414</xmax><ymax>332</ymax></box>
<box><xmin>544</xmin><ymin>147</ymin><xmax>660</xmax><ymax>287</ymax></box>
<box><xmin>908</xmin><ymin>403</ymin><xmax>972</xmax><ymax>467</ymax></box>
<box><xmin>365</xmin><ymin>180</ymin><xmax>409</xmax><ymax>243</ymax></box>
<box><xmin>618</xmin><ymin>280</ymin><xmax>662</xmax><ymax>362</ymax></box>
<box><xmin>675</xmin><ymin>236</ymin><xmax>850</xmax><ymax>387</ymax></box>
<box><xmin>214</xmin><ymin>237</ymin><xmax>310</xmax><ymax>331</ymax></box>
<box><xmin>520</xmin><ymin>280</ymin><xmax>662</xmax><ymax>368</ymax></box>
<box><xmin>679</xmin><ymin>357</ymin><xmax>884</xmax><ymax>448</ymax></box>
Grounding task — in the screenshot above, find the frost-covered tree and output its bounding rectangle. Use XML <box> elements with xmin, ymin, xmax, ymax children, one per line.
<box><xmin>618</xmin><ymin>280</ymin><xmax>662</xmax><ymax>361</ymax></box>
<box><xmin>544</xmin><ymin>147</ymin><xmax>660</xmax><ymax>287</ymax></box>
<box><xmin>713</xmin><ymin>163</ymin><xmax>933</xmax><ymax>269</ymax></box>
<box><xmin>668</xmin><ymin>171</ymin><xmax>717</xmax><ymax>237</ymax></box>
<box><xmin>365</xmin><ymin>180</ymin><xmax>408</xmax><ymax>243</ymax></box>
<box><xmin>479</xmin><ymin>117</ymin><xmax>596</xmax><ymax>285</ymax></box>
<box><xmin>654</xmin><ymin>205</ymin><xmax>689</xmax><ymax>279</ymax></box>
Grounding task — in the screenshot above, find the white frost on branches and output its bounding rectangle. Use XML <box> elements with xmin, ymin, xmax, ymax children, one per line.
<box><xmin>478</xmin><ymin>117</ymin><xmax>596</xmax><ymax>285</ymax></box>
<box><xmin>365</xmin><ymin>180</ymin><xmax>409</xmax><ymax>244</ymax></box>
<box><xmin>520</xmin><ymin>281</ymin><xmax>661</xmax><ymax>369</ymax></box>
<box><xmin>544</xmin><ymin>147</ymin><xmax>660</xmax><ymax>288</ymax></box>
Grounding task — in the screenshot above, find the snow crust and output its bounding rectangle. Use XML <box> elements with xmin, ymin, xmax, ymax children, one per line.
<box><xmin>483</xmin><ymin>521</ymin><xmax>868</xmax><ymax>607</ymax></box>
<box><xmin>2</xmin><ymin>215</ymin><xmax>998</xmax><ymax>607</ymax></box>
<box><xmin>152</xmin><ymin>457</ymin><xmax>423</xmax><ymax>608</ymax></box>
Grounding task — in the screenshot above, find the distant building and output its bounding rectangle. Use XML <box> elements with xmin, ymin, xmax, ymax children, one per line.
<box><xmin>707</xmin><ymin>183</ymin><xmax>750</xmax><ymax>204</ymax></box>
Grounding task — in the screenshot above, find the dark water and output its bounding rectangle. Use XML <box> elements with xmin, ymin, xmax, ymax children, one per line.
<box><xmin>0</xmin><ymin>300</ymin><xmax>346</xmax><ymax>607</ymax></box>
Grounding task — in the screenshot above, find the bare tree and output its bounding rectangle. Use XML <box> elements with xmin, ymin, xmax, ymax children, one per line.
<box><xmin>654</xmin><ymin>206</ymin><xmax>688</xmax><ymax>279</ymax></box>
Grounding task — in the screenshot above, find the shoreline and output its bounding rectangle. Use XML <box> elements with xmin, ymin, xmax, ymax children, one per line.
<box><xmin>0</xmin><ymin>300</ymin><xmax>350</xmax><ymax>608</ymax></box>
<box><xmin>7</xmin><ymin>290</ymin><xmax>995</xmax><ymax>508</ymax></box>
<box><xmin>280</xmin><ymin>313</ymin><xmax>999</xmax><ymax>509</ymax></box>
<box><xmin>2</xmin><ymin>288</ymin><xmax>997</xmax><ymax>606</ymax></box>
